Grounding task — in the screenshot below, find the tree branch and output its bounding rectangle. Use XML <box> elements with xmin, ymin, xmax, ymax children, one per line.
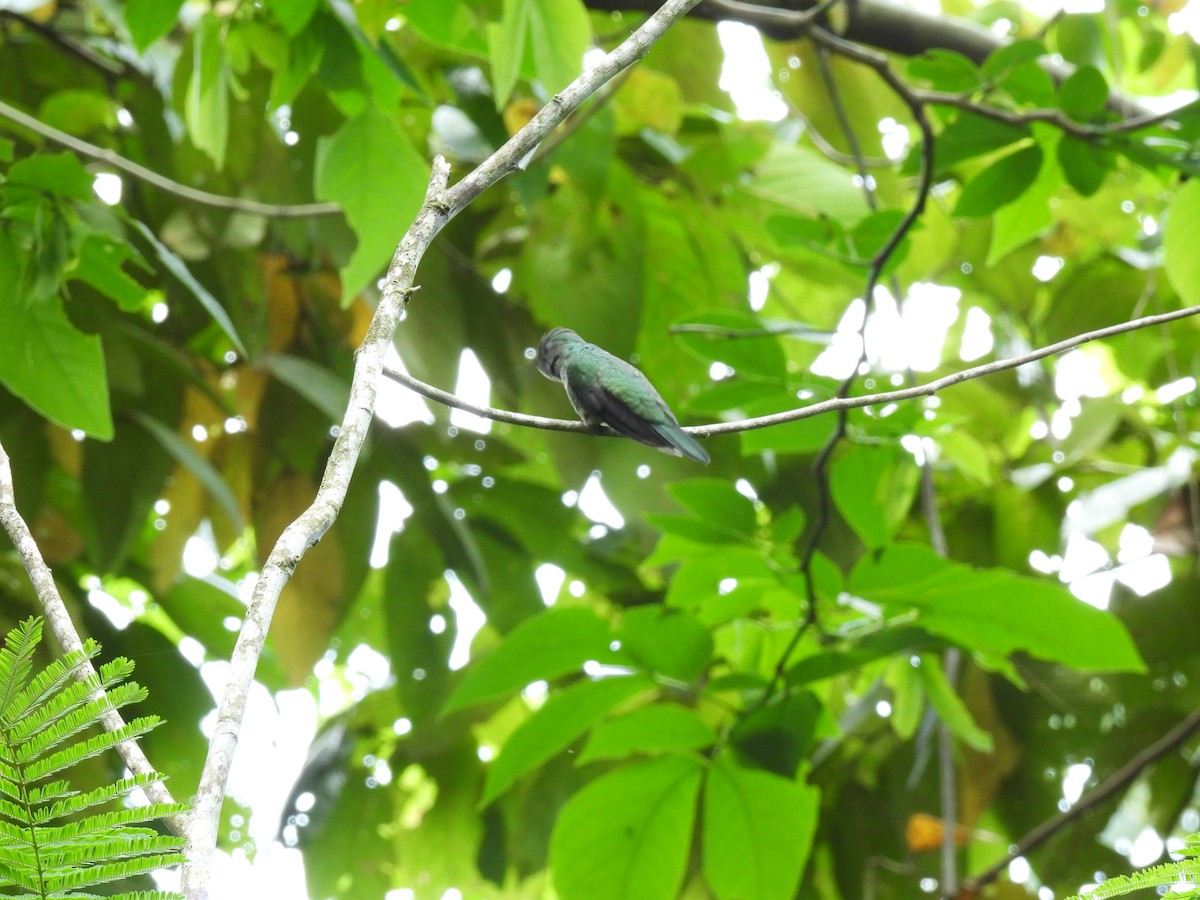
<box><xmin>0</xmin><ymin>439</ymin><xmax>184</xmax><ymax>836</ymax></box>
<box><xmin>180</xmin><ymin>1</ymin><xmax>707</xmax><ymax>895</ymax></box>
<box><xmin>0</xmin><ymin>98</ymin><xmax>341</xmax><ymax>219</ymax></box>
<box><xmin>587</xmin><ymin>0</ymin><xmax>1167</xmax><ymax>120</ymax></box>
<box><xmin>384</xmin><ymin>304</ymin><xmax>1200</xmax><ymax>437</ymax></box>
<box><xmin>962</xmin><ymin>702</ymin><xmax>1200</xmax><ymax>892</ymax></box>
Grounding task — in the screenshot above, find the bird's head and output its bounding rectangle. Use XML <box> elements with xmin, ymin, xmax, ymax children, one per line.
<box><xmin>537</xmin><ymin>328</ymin><xmax>583</xmax><ymax>380</ymax></box>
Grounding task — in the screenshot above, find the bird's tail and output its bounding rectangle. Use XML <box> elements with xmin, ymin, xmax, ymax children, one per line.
<box><xmin>655</xmin><ymin>423</ymin><xmax>710</xmax><ymax>465</ymax></box>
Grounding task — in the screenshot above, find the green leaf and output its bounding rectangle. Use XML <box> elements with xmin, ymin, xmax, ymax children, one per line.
<box><xmin>488</xmin><ymin>0</ymin><xmax>530</xmax><ymax>108</ymax></box>
<box><xmin>482</xmin><ymin>675</ymin><xmax>653</xmax><ymax>805</ymax></box>
<box><xmin>645</xmin><ymin>513</ymin><xmax>750</xmax><ymax>545</ymax></box>
<box><xmin>131</xmin><ymin>220</ymin><xmax>246</xmax><ymax>355</ymax></box>
<box><xmin>703</xmin><ymin>753</ymin><xmax>819</xmax><ymax>900</ymax></box>
<box><xmin>7</xmin><ymin>153</ymin><xmax>94</xmax><ymax>201</ymax></box>
<box><xmin>267</xmin><ymin>0</ymin><xmax>319</xmax><ymax>35</ymax></box>
<box><xmin>37</xmin><ymin>89</ymin><xmax>119</xmax><ymax>136</ymax></box>
<box><xmin>831</xmin><ymin>443</ymin><xmax>919</xmax><ymax>549</ymax></box>
<box><xmin>1059</xmin><ymin>65</ymin><xmax>1109</xmax><ymax>121</ymax></box>
<box><xmin>578</xmin><ymin>704</ymin><xmax>716</xmax><ymax>764</ymax></box>
<box><xmin>982</xmin><ymin>38</ymin><xmax>1048</xmax><ymax>79</ymax></box>
<box><xmin>907</xmin><ymin>49</ymin><xmax>983</xmax><ymax>92</ymax></box>
<box><xmin>617</xmin><ymin>607</ymin><xmax>713</xmax><ymax>681</ymax></box>
<box><xmin>954</xmin><ymin>145</ymin><xmax>1043</xmax><ymax>218</ymax></box>
<box><xmin>315</xmin><ymin>108</ymin><xmax>429</xmax><ymax>302</ymax></box>
<box><xmin>674</xmin><ymin>310</ymin><xmax>788</xmax><ymax>380</ymax></box>
<box><xmin>667</xmin><ymin>479</ymin><xmax>757</xmax><ymax>538</ymax></box>
<box><xmin>1057</xmin><ymin>137</ymin><xmax>1110</xmax><ymax>197</ymax></box>
<box><xmin>849</xmin><ymin>544</ymin><xmax>1146</xmax><ymax>672</ymax></box>
<box><xmin>914</xmin><ymin>653</ymin><xmax>993</xmax><ymax>752</ymax></box>
<box><xmin>739</xmin><ymin>393</ymin><xmax>838</xmax><ymax>455</ymax></box>
<box><xmin>929</xmin><ymin>113</ymin><xmax>1031</xmax><ymax>175</ymax></box>
<box><xmin>184</xmin><ymin>14</ymin><xmax>230</xmax><ymax>170</ymax></box>
<box><xmin>987</xmin><ymin>135</ymin><xmax>1062</xmax><ymax>265</ymax></box>
<box><xmin>70</xmin><ymin>234</ymin><xmax>148</xmax><ymax>311</ymax></box>
<box><xmin>550</xmin><ymin>754</ymin><xmax>703</xmax><ymax>900</ymax></box>
<box><xmin>1165</xmin><ymin>180</ymin><xmax>1200</xmax><ymax>306</ymax></box>
<box><xmin>745</xmin><ymin>143</ymin><xmax>870</xmax><ymax>225</ymax></box>
<box><xmin>442</xmin><ymin>607</ymin><xmax>623</xmax><ymax>713</ymax></box>
<box><xmin>731</xmin><ymin>692</ymin><xmax>822</xmax><ymax>777</ymax></box>
<box><xmin>129</xmin><ymin>412</ymin><xmax>245</xmax><ymax>533</ymax></box>
<box><xmin>260</xmin><ymin>354</ymin><xmax>350</xmax><ymax>422</ymax></box>
<box><xmin>786</xmin><ymin>627</ymin><xmax>937</xmax><ymax>686</ymax></box>
<box><xmin>1056</xmin><ymin>14</ymin><xmax>1106</xmax><ymax>69</ymax></box>
<box><xmin>125</xmin><ymin>0</ymin><xmax>185</xmax><ymax>51</ymax></box>
<box><xmin>0</xmin><ymin>290</ymin><xmax>112</xmax><ymax>441</ymax></box>
<box><xmin>529</xmin><ymin>0</ymin><xmax>590</xmax><ymax>95</ymax></box>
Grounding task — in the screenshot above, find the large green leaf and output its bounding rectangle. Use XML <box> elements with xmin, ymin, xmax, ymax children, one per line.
<box><xmin>954</xmin><ymin>145</ymin><xmax>1043</xmax><ymax>218</ymax></box>
<box><xmin>260</xmin><ymin>354</ymin><xmax>350</xmax><ymax>422</ymax></box>
<box><xmin>125</xmin><ymin>0</ymin><xmax>186</xmax><ymax>51</ymax></box>
<box><xmin>315</xmin><ymin>108</ymin><xmax>429</xmax><ymax>302</ymax></box>
<box><xmin>550</xmin><ymin>754</ymin><xmax>704</xmax><ymax>900</ymax></box>
<box><xmin>0</xmin><ymin>289</ymin><xmax>111</xmax><ymax>441</ymax></box>
<box><xmin>442</xmin><ymin>607</ymin><xmax>625</xmax><ymax>713</ymax></box>
<box><xmin>744</xmin><ymin>143</ymin><xmax>870</xmax><ymax>226</ymax></box>
<box><xmin>529</xmin><ymin>0</ymin><xmax>590</xmax><ymax>96</ymax></box>
<box><xmin>1165</xmin><ymin>180</ymin><xmax>1200</xmax><ymax>306</ymax></box>
<box><xmin>831</xmin><ymin>443</ymin><xmax>919</xmax><ymax>549</ymax></box>
<box><xmin>703</xmin><ymin>754</ymin><xmax>819</xmax><ymax>900</ymax></box>
<box><xmin>132</xmin><ymin>220</ymin><xmax>246</xmax><ymax>356</ymax></box>
<box><xmin>617</xmin><ymin>607</ymin><xmax>713</xmax><ymax>682</ymax></box>
<box><xmin>850</xmin><ymin>544</ymin><xmax>1146</xmax><ymax>672</ymax></box>
<box><xmin>129</xmin><ymin>412</ymin><xmax>244</xmax><ymax>533</ymax></box>
<box><xmin>481</xmin><ymin>674</ymin><xmax>653</xmax><ymax>805</ymax></box>
<box><xmin>184</xmin><ymin>14</ymin><xmax>230</xmax><ymax>170</ymax></box>
<box><xmin>578</xmin><ymin>704</ymin><xmax>716</xmax><ymax>764</ymax></box>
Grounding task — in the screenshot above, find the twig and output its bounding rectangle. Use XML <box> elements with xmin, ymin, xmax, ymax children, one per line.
<box><xmin>384</xmin><ymin>311</ymin><xmax>1200</xmax><ymax>437</ymax></box>
<box><xmin>699</xmin><ymin>303</ymin><xmax>1200</xmax><ymax>435</ymax></box>
<box><xmin>962</xmin><ymin>703</ymin><xmax>1200</xmax><ymax>891</ymax></box>
<box><xmin>181</xmin><ymin>1</ymin><xmax>706</xmax><ymax>896</ymax></box>
<box><xmin>0</xmin><ymin>9</ymin><xmax>127</xmax><ymax>76</ymax></box>
<box><xmin>0</xmin><ymin>98</ymin><xmax>342</xmax><ymax>219</ymax></box>
<box><xmin>0</xmin><ymin>439</ymin><xmax>184</xmax><ymax>835</ymax></box>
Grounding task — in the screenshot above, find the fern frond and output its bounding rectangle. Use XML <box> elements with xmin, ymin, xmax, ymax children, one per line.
<box><xmin>1066</xmin><ymin>833</ymin><xmax>1200</xmax><ymax>899</ymax></box>
<box><xmin>1</xmin><ymin>643</ymin><xmax>100</xmax><ymax>729</ymax></box>
<box><xmin>47</xmin><ymin>851</ymin><xmax>186</xmax><ymax>892</ymax></box>
<box><xmin>16</xmin><ymin>681</ymin><xmax>149</xmax><ymax>762</ymax></box>
<box><xmin>0</xmin><ymin>617</ymin><xmax>184</xmax><ymax>898</ymax></box>
<box><xmin>0</xmin><ymin>619</ymin><xmax>41</xmax><ymax>718</ymax></box>
<box><xmin>23</xmin><ymin>715</ymin><xmax>161</xmax><ymax>782</ymax></box>
<box><xmin>33</xmin><ymin>774</ymin><xmax>170</xmax><ymax>822</ymax></box>
<box><xmin>37</xmin><ymin>806</ymin><xmax>190</xmax><ymax>845</ymax></box>
<box><xmin>9</xmin><ymin>659</ymin><xmax>138</xmax><ymax>745</ymax></box>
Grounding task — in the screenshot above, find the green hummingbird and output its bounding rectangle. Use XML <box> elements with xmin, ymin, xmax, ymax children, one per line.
<box><xmin>537</xmin><ymin>328</ymin><xmax>710</xmax><ymax>464</ymax></box>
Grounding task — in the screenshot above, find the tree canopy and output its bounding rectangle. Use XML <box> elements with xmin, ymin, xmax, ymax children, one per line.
<box><xmin>2</xmin><ymin>0</ymin><xmax>1200</xmax><ymax>898</ymax></box>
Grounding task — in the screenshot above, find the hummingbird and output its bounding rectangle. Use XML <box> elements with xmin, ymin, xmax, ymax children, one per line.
<box><xmin>537</xmin><ymin>328</ymin><xmax>710</xmax><ymax>464</ymax></box>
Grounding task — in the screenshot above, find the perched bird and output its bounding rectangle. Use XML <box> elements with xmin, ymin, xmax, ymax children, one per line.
<box><xmin>537</xmin><ymin>328</ymin><xmax>710</xmax><ymax>464</ymax></box>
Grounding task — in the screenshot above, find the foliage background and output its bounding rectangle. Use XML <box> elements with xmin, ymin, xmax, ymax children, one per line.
<box><xmin>2</xmin><ymin>0</ymin><xmax>1200</xmax><ymax>897</ymax></box>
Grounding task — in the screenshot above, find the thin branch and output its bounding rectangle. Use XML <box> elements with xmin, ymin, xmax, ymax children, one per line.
<box><xmin>912</xmin><ymin>90</ymin><xmax>1194</xmax><ymax>140</ymax></box>
<box><xmin>384</xmin><ymin>309</ymin><xmax>1200</xmax><ymax>443</ymax></box>
<box><xmin>962</xmin><ymin>703</ymin><xmax>1200</xmax><ymax>892</ymax></box>
<box><xmin>181</xmin><ymin>1</ymin><xmax>706</xmax><ymax>896</ymax></box>
<box><xmin>703</xmin><ymin>303</ymin><xmax>1200</xmax><ymax>434</ymax></box>
<box><xmin>0</xmin><ymin>98</ymin><xmax>342</xmax><ymax>219</ymax></box>
<box><xmin>0</xmin><ymin>9</ymin><xmax>127</xmax><ymax>76</ymax></box>
<box><xmin>0</xmin><ymin>439</ymin><xmax>184</xmax><ymax>835</ymax></box>
<box><xmin>531</xmin><ymin>67</ymin><xmax>633</xmax><ymax>164</ymax></box>
<box><xmin>701</xmin><ymin>0</ymin><xmax>1191</xmax><ymax>135</ymax></box>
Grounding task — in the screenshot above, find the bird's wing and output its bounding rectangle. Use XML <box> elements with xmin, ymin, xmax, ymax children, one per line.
<box><xmin>565</xmin><ymin>356</ymin><xmax>674</xmax><ymax>448</ymax></box>
<box><xmin>586</xmin><ymin>357</ymin><xmax>711</xmax><ymax>463</ymax></box>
